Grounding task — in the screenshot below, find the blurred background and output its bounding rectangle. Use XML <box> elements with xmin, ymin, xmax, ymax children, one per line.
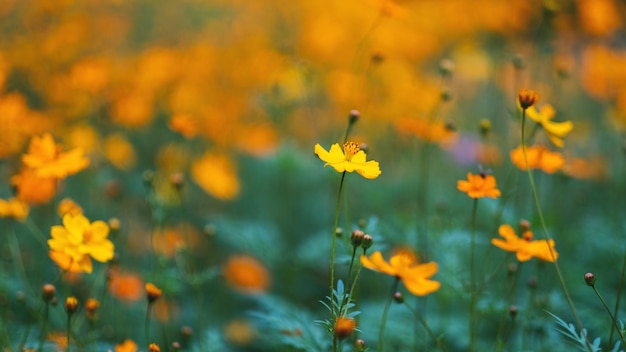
<box><xmin>1</xmin><ymin>0</ymin><xmax>626</xmax><ymax>351</ymax></box>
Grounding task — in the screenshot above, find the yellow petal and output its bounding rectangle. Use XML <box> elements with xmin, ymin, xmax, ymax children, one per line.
<box><xmin>401</xmin><ymin>275</ymin><xmax>440</xmax><ymax>296</ymax></box>
<box><xmin>360</xmin><ymin>251</ymin><xmax>397</xmax><ymax>276</ymax></box>
<box><xmin>314</xmin><ymin>143</ymin><xmax>345</xmax><ymax>165</ymax></box>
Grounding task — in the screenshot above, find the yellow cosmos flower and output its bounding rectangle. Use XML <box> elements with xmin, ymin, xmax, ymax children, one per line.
<box><xmin>525</xmin><ymin>104</ymin><xmax>573</xmax><ymax>148</ymax></box>
<box><xmin>48</xmin><ymin>213</ymin><xmax>114</xmax><ymax>273</ymax></box>
<box><xmin>360</xmin><ymin>249</ymin><xmax>440</xmax><ymax>296</ymax></box>
<box><xmin>314</xmin><ymin>142</ymin><xmax>381</xmax><ymax>179</ymax></box>
<box><xmin>491</xmin><ymin>224</ymin><xmax>558</xmax><ymax>262</ymax></box>
<box><xmin>0</xmin><ymin>198</ymin><xmax>29</xmax><ymax>221</ymax></box>
<box><xmin>22</xmin><ymin>133</ymin><xmax>90</xmax><ymax>178</ymax></box>
<box><xmin>457</xmin><ymin>172</ymin><xmax>501</xmax><ymax>199</ymax></box>
<box><xmin>510</xmin><ymin>145</ymin><xmax>564</xmax><ymax>174</ymax></box>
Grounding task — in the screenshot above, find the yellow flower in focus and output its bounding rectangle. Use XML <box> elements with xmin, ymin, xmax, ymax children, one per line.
<box><xmin>191</xmin><ymin>152</ymin><xmax>240</xmax><ymax>201</ymax></box>
<box><xmin>491</xmin><ymin>224</ymin><xmax>558</xmax><ymax>262</ymax></box>
<box><xmin>457</xmin><ymin>172</ymin><xmax>501</xmax><ymax>199</ymax></box>
<box><xmin>510</xmin><ymin>145</ymin><xmax>564</xmax><ymax>174</ymax></box>
<box><xmin>48</xmin><ymin>213</ymin><xmax>114</xmax><ymax>273</ymax></box>
<box><xmin>314</xmin><ymin>142</ymin><xmax>381</xmax><ymax>179</ymax></box>
<box><xmin>525</xmin><ymin>104</ymin><xmax>573</xmax><ymax>148</ymax></box>
<box><xmin>115</xmin><ymin>339</ymin><xmax>138</xmax><ymax>352</ymax></box>
<box><xmin>360</xmin><ymin>249</ymin><xmax>440</xmax><ymax>296</ymax></box>
<box><xmin>0</xmin><ymin>198</ymin><xmax>29</xmax><ymax>221</ymax></box>
<box><xmin>22</xmin><ymin>133</ymin><xmax>90</xmax><ymax>178</ymax></box>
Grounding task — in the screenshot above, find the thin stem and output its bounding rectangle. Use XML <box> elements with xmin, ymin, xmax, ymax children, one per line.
<box><xmin>66</xmin><ymin>314</ymin><xmax>71</xmax><ymax>352</ymax></box>
<box><xmin>38</xmin><ymin>302</ymin><xmax>50</xmax><ymax>351</ymax></box>
<box><xmin>330</xmin><ymin>172</ymin><xmax>347</xmax><ymax>352</ymax></box>
<box><xmin>495</xmin><ymin>260</ymin><xmax>522</xmax><ymax>351</ymax></box>
<box><xmin>610</xmin><ymin>244</ymin><xmax>626</xmax><ymax>345</ymax></box>
<box><xmin>469</xmin><ymin>198</ymin><xmax>478</xmax><ymax>352</ymax></box>
<box><xmin>145</xmin><ymin>303</ymin><xmax>152</xmax><ymax>346</ymax></box>
<box><xmin>591</xmin><ymin>284</ymin><xmax>626</xmax><ymax>348</ymax></box>
<box><xmin>377</xmin><ymin>278</ymin><xmax>399</xmax><ymax>352</ymax></box>
<box><xmin>520</xmin><ymin>107</ymin><xmax>591</xmax><ymax>351</ymax></box>
<box><xmin>402</xmin><ymin>301</ymin><xmax>447</xmax><ymax>352</ymax></box>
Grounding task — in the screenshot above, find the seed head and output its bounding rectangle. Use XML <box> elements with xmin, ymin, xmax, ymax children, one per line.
<box><xmin>584</xmin><ymin>272</ymin><xmax>596</xmax><ymax>286</ymax></box>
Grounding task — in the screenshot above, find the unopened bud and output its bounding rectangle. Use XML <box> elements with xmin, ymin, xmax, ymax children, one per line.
<box><xmin>509</xmin><ymin>305</ymin><xmax>518</xmax><ymax>318</ymax></box>
<box><xmin>65</xmin><ymin>297</ymin><xmax>78</xmax><ymax>316</ymax></box>
<box><xmin>584</xmin><ymin>272</ymin><xmax>596</xmax><ymax>286</ymax></box>
<box><xmin>335</xmin><ymin>227</ymin><xmax>343</xmax><ymax>238</ymax></box>
<box><xmin>355</xmin><ymin>339</ymin><xmax>367</xmax><ymax>352</ymax></box>
<box><xmin>42</xmin><ymin>284</ymin><xmax>56</xmax><ymax>303</ymax></box>
<box><xmin>479</xmin><ymin>119</ymin><xmax>491</xmax><ymax>137</ymax></box>
<box><xmin>518</xmin><ymin>219</ymin><xmax>531</xmax><ymax>233</ymax></box>
<box><xmin>351</xmin><ymin>230</ymin><xmax>365</xmax><ymax>247</ymax></box>
<box><xmin>349</xmin><ymin>110</ymin><xmax>360</xmax><ymax>125</ymax></box>
<box><xmin>393</xmin><ymin>292</ymin><xmax>404</xmax><ymax>304</ymax></box>
<box><xmin>361</xmin><ymin>235</ymin><xmax>373</xmax><ymax>250</ymax></box>
<box><xmin>439</xmin><ymin>58</ymin><xmax>455</xmax><ymax>77</ymax></box>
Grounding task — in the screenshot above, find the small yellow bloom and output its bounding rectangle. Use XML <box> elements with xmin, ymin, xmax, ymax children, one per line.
<box><xmin>360</xmin><ymin>249</ymin><xmax>440</xmax><ymax>296</ymax></box>
<box><xmin>0</xmin><ymin>198</ymin><xmax>29</xmax><ymax>221</ymax></box>
<box><xmin>145</xmin><ymin>282</ymin><xmax>162</xmax><ymax>303</ymax></box>
<box><xmin>314</xmin><ymin>142</ymin><xmax>381</xmax><ymax>179</ymax></box>
<box><xmin>22</xmin><ymin>133</ymin><xmax>90</xmax><ymax>178</ymax></box>
<box><xmin>457</xmin><ymin>172</ymin><xmax>501</xmax><ymax>199</ymax></box>
<box><xmin>48</xmin><ymin>213</ymin><xmax>114</xmax><ymax>274</ymax></box>
<box><xmin>491</xmin><ymin>224</ymin><xmax>558</xmax><ymax>262</ymax></box>
<box><xmin>510</xmin><ymin>145</ymin><xmax>564</xmax><ymax>174</ymax></box>
<box><xmin>525</xmin><ymin>104</ymin><xmax>573</xmax><ymax>148</ymax></box>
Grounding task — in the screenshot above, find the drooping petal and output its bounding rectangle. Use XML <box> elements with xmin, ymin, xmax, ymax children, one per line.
<box><xmin>401</xmin><ymin>273</ymin><xmax>441</xmax><ymax>296</ymax></box>
<box><xmin>314</xmin><ymin>143</ymin><xmax>346</xmax><ymax>165</ymax></box>
<box><xmin>360</xmin><ymin>251</ymin><xmax>397</xmax><ymax>276</ymax></box>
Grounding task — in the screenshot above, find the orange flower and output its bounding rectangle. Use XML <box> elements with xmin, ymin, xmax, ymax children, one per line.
<box><xmin>394</xmin><ymin>117</ymin><xmax>457</xmax><ymax>145</ymax></box>
<box><xmin>191</xmin><ymin>152</ymin><xmax>240</xmax><ymax>201</ymax></box>
<box><xmin>223</xmin><ymin>255</ymin><xmax>270</xmax><ymax>294</ymax></box>
<box><xmin>103</xmin><ymin>134</ymin><xmax>137</xmax><ymax>171</ymax></box>
<box><xmin>145</xmin><ymin>283</ymin><xmax>162</xmax><ymax>303</ymax></box>
<box><xmin>510</xmin><ymin>145</ymin><xmax>564</xmax><ymax>174</ymax></box>
<box><xmin>12</xmin><ymin>168</ymin><xmax>57</xmax><ymax>205</ymax></box>
<box><xmin>0</xmin><ymin>198</ymin><xmax>29</xmax><ymax>221</ymax></box>
<box><xmin>360</xmin><ymin>249</ymin><xmax>440</xmax><ymax>296</ymax></box>
<box><xmin>457</xmin><ymin>172</ymin><xmax>501</xmax><ymax>199</ymax></box>
<box><xmin>22</xmin><ymin>133</ymin><xmax>90</xmax><ymax>178</ymax></box>
<box><xmin>333</xmin><ymin>317</ymin><xmax>356</xmax><ymax>340</ymax></box>
<box><xmin>224</xmin><ymin>319</ymin><xmax>257</xmax><ymax>347</ymax></box>
<box><xmin>115</xmin><ymin>339</ymin><xmax>138</xmax><ymax>352</ymax></box>
<box><xmin>491</xmin><ymin>224</ymin><xmax>558</xmax><ymax>262</ymax></box>
<box><xmin>108</xmin><ymin>270</ymin><xmax>144</xmax><ymax>302</ymax></box>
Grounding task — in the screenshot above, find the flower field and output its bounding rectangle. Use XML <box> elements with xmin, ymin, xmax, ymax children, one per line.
<box><xmin>1</xmin><ymin>1</ymin><xmax>626</xmax><ymax>351</ymax></box>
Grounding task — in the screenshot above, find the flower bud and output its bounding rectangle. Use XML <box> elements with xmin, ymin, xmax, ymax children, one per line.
<box><xmin>361</xmin><ymin>234</ymin><xmax>373</xmax><ymax>250</ymax></box>
<box><xmin>351</xmin><ymin>230</ymin><xmax>365</xmax><ymax>247</ymax></box>
<box><xmin>518</xmin><ymin>89</ymin><xmax>539</xmax><ymax>110</ymax></box>
<box><xmin>85</xmin><ymin>298</ymin><xmax>100</xmax><ymax>321</ymax></box>
<box><xmin>42</xmin><ymin>284</ymin><xmax>56</xmax><ymax>303</ymax></box>
<box><xmin>441</xmin><ymin>87</ymin><xmax>453</xmax><ymax>102</ymax></box>
<box><xmin>439</xmin><ymin>58</ymin><xmax>455</xmax><ymax>77</ymax></box>
<box><xmin>65</xmin><ymin>296</ymin><xmax>78</xmax><ymax>316</ymax></box>
<box><xmin>509</xmin><ymin>305</ymin><xmax>518</xmax><ymax>318</ymax></box>
<box><xmin>349</xmin><ymin>110</ymin><xmax>360</xmax><ymax>125</ymax></box>
<box><xmin>148</xmin><ymin>343</ymin><xmax>160</xmax><ymax>352</ymax></box>
<box><xmin>393</xmin><ymin>291</ymin><xmax>404</xmax><ymax>304</ymax></box>
<box><xmin>335</xmin><ymin>227</ymin><xmax>343</xmax><ymax>238</ymax></box>
<box><xmin>479</xmin><ymin>119</ymin><xmax>491</xmax><ymax>137</ymax></box>
<box><xmin>145</xmin><ymin>283</ymin><xmax>162</xmax><ymax>303</ymax></box>
<box><xmin>584</xmin><ymin>272</ymin><xmax>596</xmax><ymax>286</ymax></box>
<box><xmin>354</xmin><ymin>339</ymin><xmax>367</xmax><ymax>352</ymax></box>
<box><xmin>171</xmin><ymin>342</ymin><xmax>181</xmax><ymax>351</ymax></box>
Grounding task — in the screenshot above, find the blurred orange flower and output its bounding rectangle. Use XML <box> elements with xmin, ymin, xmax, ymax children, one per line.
<box><xmin>57</xmin><ymin>198</ymin><xmax>83</xmax><ymax>218</ymax></box>
<box><xmin>223</xmin><ymin>255</ymin><xmax>270</xmax><ymax>294</ymax></box>
<box><xmin>0</xmin><ymin>198</ymin><xmax>29</xmax><ymax>221</ymax></box>
<box><xmin>491</xmin><ymin>224</ymin><xmax>558</xmax><ymax>262</ymax></box>
<box><xmin>360</xmin><ymin>249</ymin><xmax>440</xmax><ymax>296</ymax></box>
<box><xmin>510</xmin><ymin>145</ymin><xmax>564</xmax><ymax>174</ymax></box>
<box><xmin>104</xmin><ymin>134</ymin><xmax>137</xmax><ymax>171</ymax></box>
<box><xmin>48</xmin><ymin>213</ymin><xmax>114</xmax><ymax>273</ymax></box>
<box><xmin>457</xmin><ymin>172</ymin><xmax>501</xmax><ymax>199</ymax></box>
<box><xmin>22</xmin><ymin>133</ymin><xmax>90</xmax><ymax>178</ymax></box>
<box><xmin>394</xmin><ymin>117</ymin><xmax>457</xmax><ymax>145</ymax></box>
<box><xmin>224</xmin><ymin>318</ymin><xmax>257</xmax><ymax>347</ymax></box>
<box><xmin>525</xmin><ymin>105</ymin><xmax>573</xmax><ymax>148</ymax></box>
<box><xmin>577</xmin><ymin>0</ymin><xmax>621</xmax><ymax>37</ymax></box>
<box><xmin>314</xmin><ymin>142</ymin><xmax>381</xmax><ymax>179</ymax></box>
<box><xmin>12</xmin><ymin>168</ymin><xmax>57</xmax><ymax>205</ymax></box>
<box><xmin>115</xmin><ymin>339</ymin><xmax>138</xmax><ymax>352</ymax></box>
<box><xmin>191</xmin><ymin>152</ymin><xmax>240</xmax><ymax>201</ymax></box>
<box><xmin>108</xmin><ymin>270</ymin><xmax>144</xmax><ymax>302</ymax></box>
<box><xmin>563</xmin><ymin>155</ymin><xmax>609</xmax><ymax>181</ymax></box>
<box><xmin>169</xmin><ymin>114</ymin><xmax>198</xmax><ymax>139</ymax></box>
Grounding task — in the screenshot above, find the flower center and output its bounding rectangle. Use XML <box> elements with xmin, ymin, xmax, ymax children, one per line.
<box><xmin>343</xmin><ymin>142</ymin><xmax>360</xmax><ymax>161</ymax></box>
<box><xmin>522</xmin><ymin>230</ymin><xmax>533</xmax><ymax>242</ymax></box>
<box><xmin>83</xmin><ymin>229</ymin><xmax>93</xmax><ymax>242</ymax></box>
<box><xmin>393</xmin><ymin>248</ymin><xmax>417</xmax><ymax>266</ymax></box>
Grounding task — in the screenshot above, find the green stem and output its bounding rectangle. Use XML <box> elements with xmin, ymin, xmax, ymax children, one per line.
<box><xmin>38</xmin><ymin>302</ymin><xmax>50</xmax><ymax>351</ymax></box>
<box><xmin>330</xmin><ymin>171</ymin><xmax>347</xmax><ymax>317</ymax></box>
<box><xmin>145</xmin><ymin>303</ymin><xmax>152</xmax><ymax>345</ymax></box>
<box><xmin>402</xmin><ymin>301</ymin><xmax>447</xmax><ymax>352</ymax></box>
<box><xmin>66</xmin><ymin>314</ymin><xmax>71</xmax><ymax>352</ymax></box>
<box><xmin>495</xmin><ymin>260</ymin><xmax>522</xmax><ymax>351</ymax></box>
<box><xmin>591</xmin><ymin>284</ymin><xmax>626</xmax><ymax>348</ymax></box>
<box><xmin>610</xmin><ymin>244</ymin><xmax>626</xmax><ymax>345</ymax></box>
<box><xmin>469</xmin><ymin>198</ymin><xmax>478</xmax><ymax>352</ymax></box>
<box><xmin>377</xmin><ymin>278</ymin><xmax>399</xmax><ymax>352</ymax></box>
<box><xmin>520</xmin><ymin>107</ymin><xmax>591</xmax><ymax>351</ymax></box>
